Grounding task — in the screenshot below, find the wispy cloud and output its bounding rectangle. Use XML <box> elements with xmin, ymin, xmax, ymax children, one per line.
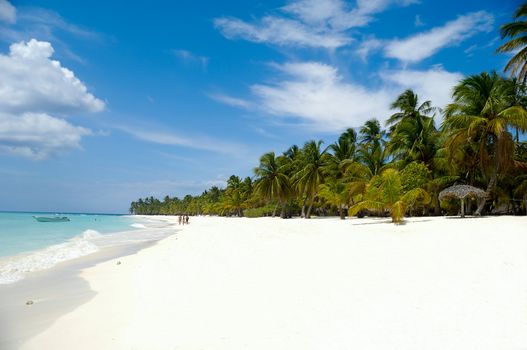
<box><xmin>414</xmin><ymin>14</ymin><xmax>424</xmax><ymax>27</ymax></box>
<box><xmin>208</xmin><ymin>93</ymin><xmax>252</xmax><ymax>108</ymax></box>
<box><xmin>117</xmin><ymin>124</ymin><xmax>247</xmax><ymax>157</ymax></box>
<box><xmin>250</xmin><ymin>61</ymin><xmax>394</xmax><ymax>131</ymax></box>
<box><xmin>172</xmin><ymin>49</ymin><xmax>209</xmax><ymax>70</ymax></box>
<box><xmin>17</xmin><ymin>8</ymin><xmax>103</xmax><ymax>41</ymax></box>
<box><xmin>385</xmin><ymin>11</ymin><xmax>494</xmax><ymax>63</ymax></box>
<box><xmin>0</xmin><ymin>0</ymin><xmax>15</xmax><ymax>24</ymax></box>
<box><xmin>356</xmin><ymin>37</ymin><xmax>383</xmax><ymax>61</ymax></box>
<box><xmin>464</xmin><ymin>36</ymin><xmax>500</xmax><ymax>57</ymax></box>
<box><xmin>0</xmin><ymin>4</ymin><xmax>106</xmax><ymax>64</ymax></box>
<box><xmin>215</xmin><ymin>61</ymin><xmax>463</xmax><ymax>132</ymax></box>
<box><xmin>381</xmin><ymin>65</ymin><xmax>463</xmax><ymax>119</ymax></box>
<box><xmin>215</xmin><ymin>0</ymin><xmax>418</xmax><ymax>49</ymax></box>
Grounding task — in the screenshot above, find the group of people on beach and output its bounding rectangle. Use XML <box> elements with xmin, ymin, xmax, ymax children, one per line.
<box><xmin>178</xmin><ymin>214</ymin><xmax>189</xmax><ymax>225</ymax></box>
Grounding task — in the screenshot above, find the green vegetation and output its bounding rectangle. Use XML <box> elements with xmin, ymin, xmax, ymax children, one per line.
<box><xmin>130</xmin><ymin>3</ymin><xmax>527</xmax><ymax>222</ymax></box>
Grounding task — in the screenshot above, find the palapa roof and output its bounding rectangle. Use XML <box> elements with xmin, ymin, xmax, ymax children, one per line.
<box><xmin>439</xmin><ymin>185</ymin><xmax>487</xmax><ymax>201</ymax></box>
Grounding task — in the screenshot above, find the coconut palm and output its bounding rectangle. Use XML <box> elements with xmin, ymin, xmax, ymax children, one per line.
<box><xmin>254</xmin><ymin>152</ymin><xmax>291</xmax><ymax>218</ymax></box>
<box><xmin>325</xmin><ymin>128</ymin><xmax>358</xmax><ymax>178</ymax></box>
<box><xmin>387</xmin><ymin>115</ymin><xmax>439</xmax><ymax>166</ymax></box>
<box><xmin>318</xmin><ymin>178</ymin><xmax>348</xmax><ymax>219</ymax></box>
<box><xmin>497</xmin><ymin>3</ymin><xmax>527</xmax><ymax>83</ymax></box>
<box><xmin>359</xmin><ymin>119</ymin><xmax>385</xmax><ymax>148</ymax></box>
<box><xmin>386</xmin><ymin>89</ymin><xmax>436</xmax><ymax>128</ymax></box>
<box><xmin>349</xmin><ymin>169</ymin><xmax>430</xmax><ymax>223</ymax></box>
<box><xmin>442</xmin><ymin>72</ymin><xmax>527</xmax><ymax>215</ymax></box>
<box><xmin>293</xmin><ymin>140</ymin><xmax>328</xmax><ymax>218</ymax></box>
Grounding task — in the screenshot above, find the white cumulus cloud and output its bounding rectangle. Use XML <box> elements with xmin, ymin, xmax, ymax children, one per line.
<box><xmin>0</xmin><ymin>113</ymin><xmax>91</xmax><ymax>160</ymax></box>
<box><xmin>0</xmin><ymin>39</ymin><xmax>104</xmax><ymax>159</ymax></box>
<box><xmin>0</xmin><ymin>39</ymin><xmax>105</xmax><ymax>114</ymax></box>
<box><xmin>385</xmin><ymin>11</ymin><xmax>494</xmax><ymax>63</ymax></box>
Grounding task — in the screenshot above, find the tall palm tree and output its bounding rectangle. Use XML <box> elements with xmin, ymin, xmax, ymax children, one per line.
<box><xmin>254</xmin><ymin>152</ymin><xmax>291</xmax><ymax>218</ymax></box>
<box><xmin>359</xmin><ymin>119</ymin><xmax>385</xmax><ymax>148</ymax></box>
<box><xmin>387</xmin><ymin>115</ymin><xmax>439</xmax><ymax>166</ymax></box>
<box><xmin>293</xmin><ymin>140</ymin><xmax>328</xmax><ymax>218</ymax></box>
<box><xmin>497</xmin><ymin>3</ymin><xmax>527</xmax><ymax>83</ymax></box>
<box><xmin>326</xmin><ymin>128</ymin><xmax>358</xmax><ymax>178</ymax></box>
<box><xmin>443</xmin><ymin>71</ymin><xmax>527</xmax><ymax>215</ymax></box>
<box><xmin>386</xmin><ymin>90</ymin><xmax>439</xmax><ymax>167</ymax></box>
<box><xmin>386</xmin><ymin>89</ymin><xmax>435</xmax><ymax>128</ymax></box>
<box><xmin>358</xmin><ymin>119</ymin><xmax>387</xmax><ymax>176</ymax></box>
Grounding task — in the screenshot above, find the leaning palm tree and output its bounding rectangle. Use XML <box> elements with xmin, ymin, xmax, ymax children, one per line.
<box><xmin>349</xmin><ymin>169</ymin><xmax>430</xmax><ymax>224</ymax></box>
<box><xmin>442</xmin><ymin>71</ymin><xmax>527</xmax><ymax>215</ymax></box>
<box><xmin>254</xmin><ymin>152</ymin><xmax>291</xmax><ymax>218</ymax></box>
<box><xmin>293</xmin><ymin>140</ymin><xmax>328</xmax><ymax>218</ymax></box>
<box><xmin>497</xmin><ymin>2</ymin><xmax>527</xmax><ymax>83</ymax></box>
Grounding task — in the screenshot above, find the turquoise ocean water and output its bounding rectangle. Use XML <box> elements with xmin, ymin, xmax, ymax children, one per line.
<box><xmin>0</xmin><ymin>212</ymin><xmax>173</xmax><ymax>284</ymax></box>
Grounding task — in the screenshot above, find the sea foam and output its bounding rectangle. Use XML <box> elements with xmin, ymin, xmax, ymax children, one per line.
<box><xmin>0</xmin><ymin>233</ymin><xmax>100</xmax><ymax>284</ymax></box>
<box><xmin>130</xmin><ymin>223</ymin><xmax>146</xmax><ymax>229</ymax></box>
<box><xmin>0</xmin><ymin>220</ymin><xmax>175</xmax><ymax>284</ymax></box>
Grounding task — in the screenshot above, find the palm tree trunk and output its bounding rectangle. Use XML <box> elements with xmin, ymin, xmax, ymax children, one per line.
<box><xmin>476</xmin><ymin>136</ymin><xmax>499</xmax><ymax>216</ymax></box>
<box><xmin>272</xmin><ymin>203</ymin><xmax>279</xmax><ymax>217</ymax></box>
<box><xmin>280</xmin><ymin>203</ymin><xmax>286</xmax><ymax>219</ymax></box>
<box><xmin>475</xmin><ymin>161</ymin><xmax>498</xmax><ymax>216</ymax></box>
<box><xmin>306</xmin><ymin>195</ymin><xmax>315</xmax><ymax>218</ymax></box>
<box><xmin>301</xmin><ymin>197</ymin><xmax>307</xmax><ymax>218</ymax></box>
<box><xmin>433</xmin><ymin>191</ymin><xmax>441</xmax><ymax>216</ymax></box>
<box><xmin>339</xmin><ymin>204</ymin><xmax>345</xmax><ymax>220</ymax></box>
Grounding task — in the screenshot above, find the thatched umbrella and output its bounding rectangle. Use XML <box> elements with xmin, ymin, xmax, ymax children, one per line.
<box><xmin>439</xmin><ymin>185</ymin><xmax>487</xmax><ymax>217</ymax></box>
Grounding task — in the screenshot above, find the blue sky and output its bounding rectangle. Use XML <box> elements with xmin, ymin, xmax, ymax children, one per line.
<box><xmin>0</xmin><ymin>0</ymin><xmax>521</xmax><ymax>213</ymax></box>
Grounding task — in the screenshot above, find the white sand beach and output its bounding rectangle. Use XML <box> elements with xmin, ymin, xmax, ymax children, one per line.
<box><xmin>8</xmin><ymin>216</ymin><xmax>527</xmax><ymax>349</ymax></box>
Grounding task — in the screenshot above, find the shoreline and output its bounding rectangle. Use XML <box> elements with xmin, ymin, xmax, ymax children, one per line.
<box><xmin>12</xmin><ymin>215</ymin><xmax>527</xmax><ymax>349</ymax></box>
<box><xmin>0</xmin><ymin>215</ymin><xmax>180</xmax><ymax>349</ymax></box>
<box><xmin>0</xmin><ymin>214</ymin><xmax>176</xmax><ymax>285</ymax></box>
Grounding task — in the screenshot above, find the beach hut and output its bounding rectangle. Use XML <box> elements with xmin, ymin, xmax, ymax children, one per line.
<box><xmin>439</xmin><ymin>185</ymin><xmax>487</xmax><ymax>217</ymax></box>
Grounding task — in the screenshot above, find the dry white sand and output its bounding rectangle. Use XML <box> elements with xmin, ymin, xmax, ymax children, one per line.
<box><xmin>18</xmin><ymin>216</ymin><xmax>527</xmax><ymax>349</ymax></box>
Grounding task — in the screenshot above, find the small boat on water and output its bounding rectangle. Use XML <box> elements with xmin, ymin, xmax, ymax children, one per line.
<box><xmin>33</xmin><ymin>216</ymin><xmax>70</xmax><ymax>222</ymax></box>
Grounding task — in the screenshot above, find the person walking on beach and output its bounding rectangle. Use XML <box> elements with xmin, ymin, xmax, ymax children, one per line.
<box><xmin>178</xmin><ymin>215</ymin><xmax>182</xmax><ymax>225</ymax></box>
<box><xmin>185</xmin><ymin>214</ymin><xmax>189</xmax><ymax>224</ymax></box>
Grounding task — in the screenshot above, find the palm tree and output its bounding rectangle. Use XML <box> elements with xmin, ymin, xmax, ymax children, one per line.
<box><xmin>359</xmin><ymin>119</ymin><xmax>385</xmax><ymax>149</ymax></box>
<box><xmin>387</xmin><ymin>115</ymin><xmax>439</xmax><ymax>166</ymax></box>
<box><xmin>497</xmin><ymin>3</ymin><xmax>527</xmax><ymax>83</ymax></box>
<box><xmin>357</xmin><ymin>119</ymin><xmax>387</xmax><ymax>175</ymax></box>
<box><xmin>220</xmin><ymin>175</ymin><xmax>247</xmax><ymax>216</ymax></box>
<box><xmin>349</xmin><ymin>169</ymin><xmax>430</xmax><ymax>223</ymax></box>
<box><xmin>386</xmin><ymin>89</ymin><xmax>435</xmax><ymax>129</ymax></box>
<box><xmin>385</xmin><ymin>90</ymin><xmax>439</xmax><ymax>167</ymax></box>
<box><xmin>254</xmin><ymin>152</ymin><xmax>291</xmax><ymax>218</ymax></box>
<box><xmin>293</xmin><ymin>140</ymin><xmax>328</xmax><ymax>218</ymax></box>
<box><xmin>443</xmin><ymin>71</ymin><xmax>527</xmax><ymax>215</ymax></box>
<box><xmin>325</xmin><ymin>128</ymin><xmax>358</xmax><ymax>178</ymax></box>
<box><xmin>318</xmin><ymin>179</ymin><xmax>348</xmax><ymax>219</ymax></box>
